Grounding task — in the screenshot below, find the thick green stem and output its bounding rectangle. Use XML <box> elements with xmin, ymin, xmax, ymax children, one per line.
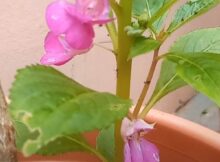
<box><xmin>116</xmin><ymin>1</ymin><xmax>132</xmax><ymax>98</ymax></box>
<box><xmin>114</xmin><ymin>1</ymin><xmax>132</xmax><ymax>162</ymax></box>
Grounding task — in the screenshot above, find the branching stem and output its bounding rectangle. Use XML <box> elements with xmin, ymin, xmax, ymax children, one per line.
<box><xmin>133</xmin><ymin>48</ymin><xmax>160</xmax><ymax>118</ymax></box>
<box><xmin>109</xmin><ymin>0</ymin><xmax>121</xmax><ymax>16</ymax></box>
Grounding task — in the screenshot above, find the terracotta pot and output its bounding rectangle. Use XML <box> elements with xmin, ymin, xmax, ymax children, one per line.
<box><xmin>18</xmin><ymin>109</ymin><xmax>220</xmax><ymax>162</ymax></box>
<box><xmin>145</xmin><ymin>109</ymin><xmax>220</xmax><ymax>162</ymax></box>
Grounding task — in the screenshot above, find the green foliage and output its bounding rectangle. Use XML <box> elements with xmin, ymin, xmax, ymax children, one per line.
<box><xmin>168</xmin><ymin>0</ymin><xmax>220</xmax><ymax>33</ymax></box>
<box><xmin>38</xmin><ymin>135</ymin><xmax>89</xmax><ymax>155</ymax></box>
<box><xmin>132</xmin><ymin>0</ymin><xmax>166</xmax><ymax>16</ymax></box>
<box><xmin>149</xmin><ymin>28</ymin><xmax>220</xmax><ymax>108</ymax></box>
<box><xmin>129</xmin><ymin>36</ymin><xmax>160</xmax><ymax>59</ymax></box>
<box><xmin>10</xmin><ymin>65</ymin><xmax>132</xmax><ymax>156</ymax></box>
<box><xmin>170</xmin><ymin>28</ymin><xmax>220</xmax><ymax>53</ymax></box>
<box><xmin>125</xmin><ymin>25</ymin><xmax>144</xmax><ymax>37</ymax></box>
<box><xmin>147</xmin><ymin>60</ymin><xmax>185</xmax><ymax>108</ymax></box>
<box><xmin>152</xmin><ymin>13</ymin><xmax>168</xmax><ymax>33</ymax></box>
<box><xmin>97</xmin><ymin>125</ymin><xmax>115</xmax><ymax>162</ymax></box>
<box><xmin>167</xmin><ymin>52</ymin><xmax>220</xmax><ymax>106</ymax></box>
<box><xmin>15</xmin><ymin>120</ymin><xmax>90</xmax><ymax>155</ymax></box>
<box><xmin>8</xmin><ymin>0</ymin><xmax>220</xmax><ymax>159</ymax></box>
<box><xmin>148</xmin><ymin>0</ymin><xmax>177</xmax><ymax>25</ymax></box>
<box><xmin>132</xmin><ymin>0</ymin><xmax>169</xmax><ymax>33</ymax></box>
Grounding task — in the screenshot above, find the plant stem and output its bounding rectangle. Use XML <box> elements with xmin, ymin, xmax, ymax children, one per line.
<box><xmin>135</xmin><ymin>31</ymin><xmax>174</xmax><ymax>118</ymax></box>
<box><xmin>133</xmin><ymin>48</ymin><xmax>160</xmax><ymax>118</ymax></box>
<box><xmin>106</xmin><ymin>11</ymin><xmax>118</xmax><ymax>55</ymax></box>
<box><xmin>109</xmin><ymin>0</ymin><xmax>121</xmax><ymax>16</ymax></box>
<box><xmin>116</xmin><ymin>0</ymin><xmax>132</xmax><ymax>98</ymax></box>
<box><xmin>65</xmin><ymin>136</ymin><xmax>108</xmax><ymax>162</ymax></box>
<box><xmin>0</xmin><ymin>83</ymin><xmax>17</xmax><ymax>162</ymax></box>
<box><xmin>139</xmin><ymin>74</ymin><xmax>178</xmax><ymax>118</ymax></box>
<box><xmin>114</xmin><ymin>0</ymin><xmax>132</xmax><ymax>162</ymax></box>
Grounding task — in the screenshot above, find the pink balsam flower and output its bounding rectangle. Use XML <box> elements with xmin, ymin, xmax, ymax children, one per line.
<box><xmin>122</xmin><ymin>118</ymin><xmax>160</xmax><ymax>162</ymax></box>
<box><xmin>74</xmin><ymin>0</ymin><xmax>111</xmax><ymax>24</ymax></box>
<box><xmin>41</xmin><ymin>0</ymin><xmax>110</xmax><ymax>65</ymax></box>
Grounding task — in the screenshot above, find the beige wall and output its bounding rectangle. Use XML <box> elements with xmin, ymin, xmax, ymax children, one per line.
<box><xmin>1</xmin><ymin>0</ymin><xmax>220</xmax><ymax>112</ymax></box>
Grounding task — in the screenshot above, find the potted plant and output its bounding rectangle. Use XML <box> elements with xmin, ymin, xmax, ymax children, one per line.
<box><xmin>2</xmin><ymin>0</ymin><xmax>220</xmax><ymax>162</ymax></box>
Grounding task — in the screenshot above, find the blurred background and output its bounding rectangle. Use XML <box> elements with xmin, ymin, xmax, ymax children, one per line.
<box><xmin>0</xmin><ymin>0</ymin><xmax>220</xmax><ymax>131</ymax></box>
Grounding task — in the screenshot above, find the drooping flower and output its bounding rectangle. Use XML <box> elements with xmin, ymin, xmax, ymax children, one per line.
<box><xmin>122</xmin><ymin>118</ymin><xmax>160</xmax><ymax>162</ymax></box>
<box><xmin>40</xmin><ymin>32</ymin><xmax>90</xmax><ymax>65</ymax></box>
<box><xmin>41</xmin><ymin>0</ymin><xmax>110</xmax><ymax>65</ymax></box>
<box><xmin>74</xmin><ymin>0</ymin><xmax>111</xmax><ymax>24</ymax></box>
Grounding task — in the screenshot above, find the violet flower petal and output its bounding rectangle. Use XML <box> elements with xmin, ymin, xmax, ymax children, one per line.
<box><xmin>124</xmin><ymin>141</ymin><xmax>132</xmax><ymax>162</ymax></box>
<box><xmin>129</xmin><ymin>139</ymin><xmax>144</xmax><ymax>162</ymax></box>
<box><xmin>121</xmin><ymin>118</ymin><xmax>154</xmax><ymax>139</ymax></box>
<box><xmin>140</xmin><ymin>138</ymin><xmax>160</xmax><ymax>162</ymax></box>
<box><xmin>121</xmin><ymin>118</ymin><xmax>135</xmax><ymax>140</ymax></box>
<box><xmin>134</xmin><ymin>119</ymin><xmax>154</xmax><ymax>133</ymax></box>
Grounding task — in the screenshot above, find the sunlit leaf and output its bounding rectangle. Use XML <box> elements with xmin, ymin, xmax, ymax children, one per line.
<box><xmin>149</xmin><ymin>28</ymin><xmax>220</xmax><ymax>108</ymax></box>
<box><xmin>10</xmin><ymin>65</ymin><xmax>132</xmax><ymax>156</ymax></box>
<box><xmin>168</xmin><ymin>0</ymin><xmax>220</xmax><ymax>33</ymax></box>
<box><xmin>167</xmin><ymin>52</ymin><xmax>220</xmax><ymax>106</ymax></box>
<box><xmin>129</xmin><ymin>36</ymin><xmax>160</xmax><ymax>59</ymax></box>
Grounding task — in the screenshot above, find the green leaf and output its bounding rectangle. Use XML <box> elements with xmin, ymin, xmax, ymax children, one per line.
<box><xmin>149</xmin><ymin>28</ymin><xmax>220</xmax><ymax>108</ymax></box>
<box><xmin>132</xmin><ymin>0</ymin><xmax>146</xmax><ymax>16</ymax></box>
<box><xmin>132</xmin><ymin>0</ymin><xmax>168</xmax><ymax>33</ymax></box>
<box><xmin>129</xmin><ymin>36</ymin><xmax>160</xmax><ymax>59</ymax></box>
<box><xmin>170</xmin><ymin>28</ymin><xmax>220</xmax><ymax>53</ymax></box>
<box><xmin>149</xmin><ymin>0</ymin><xmax>177</xmax><ymax>25</ymax></box>
<box><xmin>168</xmin><ymin>0</ymin><xmax>220</xmax><ymax>33</ymax></box>
<box><xmin>167</xmin><ymin>52</ymin><xmax>220</xmax><ymax>106</ymax></box>
<box><xmin>147</xmin><ymin>60</ymin><xmax>186</xmax><ymax>109</ymax></box>
<box><xmin>96</xmin><ymin>125</ymin><xmax>115</xmax><ymax>162</ymax></box>
<box><xmin>15</xmin><ymin>121</ymin><xmax>89</xmax><ymax>156</ymax></box>
<box><xmin>152</xmin><ymin>12</ymin><xmax>168</xmax><ymax>33</ymax></box>
<box><xmin>9</xmin><ymin>65</ymin><xmax>132</xmax><ymax>156</ymax></box>
<box><xmin>38</xmin><ymin>135</ymin><xmax>89</xmax><ymax>155</ymax></box>
<box><xmin>132</xmin><ymin>0</ymin><xmax>166</xmax><ymax>16</ymax></box>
